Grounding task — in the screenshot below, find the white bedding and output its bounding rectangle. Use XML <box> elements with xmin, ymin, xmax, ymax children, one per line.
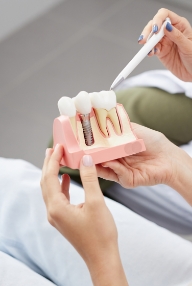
<box><xmin>0</xmin><ymin>157</ymin><xmax>192</xmax><ymax>286</ymax></box>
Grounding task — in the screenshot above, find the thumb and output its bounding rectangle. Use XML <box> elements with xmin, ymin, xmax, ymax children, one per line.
<box><xmin>164</xmin><ymin>22</ymin><xmax>191</xmax><ymax>51</ymax></box>
<box><xmin>80</xmin><ymin>155</ymin><xmax>103</xmax><ymax>203</ymax></box>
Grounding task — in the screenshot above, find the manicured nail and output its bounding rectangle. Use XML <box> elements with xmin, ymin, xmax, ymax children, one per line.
<box><xmin>153</xmin><ymin>25</ymin><xmax>158</xmax><ymax>33</ymax></box>
<box><xmin>138</xmin><ymin>35</ymin><xmax>143</xmax><ymax>42</ymax></box>
<box><xmin>45</xmin><ymin>148</ymin><xmax>49</xmax><ymax>157</ymax></box>
<box><xmin>55</xmin><ymin>144</ymin><xmax>60</xmax><ymax>151</ymax></box>
<box><xmin>82</xmin><ymin>155</ymin><xmax>93</xmax><ymax>167</ymax></box>
<box><xmin>148</xmin><ymin>50</ymin><xmax>152</xmax><ymax>55</ymax></box>
<box><xmin>166</xmin><ymin>22</ymin><xmax>173</xmax><ymax>32</ymax></box>
<box><xmin>154</xmin><ymin>48</ymin><xmax>158</xmax><ymax>54</ymax></box>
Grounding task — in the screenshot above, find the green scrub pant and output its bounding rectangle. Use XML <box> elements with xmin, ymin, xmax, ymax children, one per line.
<box><xmin>49</xmin><ymin>87</ymin><xmax>192</xmax><ymax>191</ymax></box>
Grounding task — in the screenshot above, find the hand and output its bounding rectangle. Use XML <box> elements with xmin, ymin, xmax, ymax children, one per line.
<box><xmin>97</xmin><ymin>123</ymin><xmax>192</xmax><ymax>204</ymax></box>
<box><xmin>139</xmin><ymin>8</ymin><xmax>192</xmax><ymax>81</ymax></box>
<box><xmin>41</xmin><ymin>145</ymin><xmax>128</xmax><ymax>286</ymax></box>
<box><xmin>97</xmin><ymin>123</ymin><xmax>178</xmax><ymax>189</ymax></box>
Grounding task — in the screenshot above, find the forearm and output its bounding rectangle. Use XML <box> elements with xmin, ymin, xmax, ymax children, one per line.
<box><xmin>168</xmin><ymin>147</ymin><xmax>192</xmax><ymax>205</ymax></box>
<box><xmin>86</xmin><ymin>247</ymin><xmax>128</xmax><ymax>286</ymax></box>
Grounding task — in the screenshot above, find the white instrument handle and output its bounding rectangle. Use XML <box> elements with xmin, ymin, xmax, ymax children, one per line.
<box><xmin>111</xmin><ymin>18</ymin><xmax>171</xmax><ymax>90</ymax></box>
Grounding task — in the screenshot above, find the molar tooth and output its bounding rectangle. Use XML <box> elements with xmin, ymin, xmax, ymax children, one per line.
<box><xmin>58</xmin><ymin>96</ymin><xmax>77</xmax><ymax>138</ymax></box>
<box><xmin>94</xmin><ymin>109</ymin><xmax>108</xmax><ymax>136</ymax></box>
<box><xmin>99</xmin><ymin>90</ymin><xmax>116</xmax><ymax>111</ymax></box>
<box><xmin>90</xmin><ymin>91</ymin><xmax>121</xmax><ymax>136</ymax></box>
<box><xmin>107</xmin><ymin>107</ymin><xmax>121</xmax><ymax>135</ymax></box>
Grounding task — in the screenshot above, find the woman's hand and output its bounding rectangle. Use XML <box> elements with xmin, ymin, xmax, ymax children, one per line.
<box><xmin>96</xmin><ymin>123</ymin><xmax>192</xmax><ymax>204</ymax></box>
<box><xmin>97</xmin><ymin>123</ymin><xmax>175</xmax><ymax>188</ymax></box>
<box><xmin>41</xmin><ymin>145</ymin><xmax>128</xmax><ymax>286</ymax></box>
<box><xmin>138</xmin><ymin>8</ymin><xmax>192</xmax><ymax>81</ymax></box>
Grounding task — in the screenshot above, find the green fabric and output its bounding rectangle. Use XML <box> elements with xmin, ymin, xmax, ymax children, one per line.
<box><xmin>49</xmin><ymin>87</ymin><xmax>192</xmax><ymax>191</ymax></box>
<box><xmin>117</xmin><ymin>87</ymin><xmax>192</xmax><ymax>146</ymax></box>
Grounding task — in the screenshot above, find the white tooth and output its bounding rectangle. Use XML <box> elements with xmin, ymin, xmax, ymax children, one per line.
<box><xmin>90</xmin><ymin>91</ymin><xmax>121</xmax><ymax>136</ymax></box>
<box><xmin>72</xmin><ymin>97</ymin><xmax>76</xmax><ymax>105</ymax></box>
<box><xmin>100</xmin><ymin>90</ymin><xmax>116</xmax><ymax>111</ymax></box>
<box><xmin>58</xmin><ymin>96</ymin><xmax>77</xmax><ymax>138</ymax></box>
<box><xmin>107</xmin><ymin>107</ymin><xmax>121</xmax><ymax>135</ymax></box>
<box><xmin>89</xmin><ymin>91</ymin><xmax>116</xmax><ymax>110</ymax></box>
<box><xmin>74</xmin><ymin>91</ymin><xmax>92</xmax><ymax>114</ymax></box>
<box><xmin>58</xmin><ymin>96</ymin><xmax>76</xmax><ymax>117</ymax></box>
<box><xmin>94</xmin><ymin>109</ymin><xmax>108</xmax><ymax>136</ymax></box>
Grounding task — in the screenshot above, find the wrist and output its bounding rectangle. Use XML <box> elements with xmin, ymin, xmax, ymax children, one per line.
<box><xmin>86</xmin><ymin>246</ymin><xmax>128</xmax><ymax>286</ymax></box>
<box><xmin>167</xmin><ymin>146</ymin><xmax>192</xmax><ymax>205</ymax></box>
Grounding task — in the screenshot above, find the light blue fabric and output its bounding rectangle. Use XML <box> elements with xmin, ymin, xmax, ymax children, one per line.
<box><xmin>105</xmin><ymin>141</ymin><xmax>192</xmax><ymax>235</ymax></box>
<box><xmin>0</xmin><ymin>251</ymin><xmax>55</xmax><ymax>286</ymax></box>
<box><xmin>0</xmin><ymin>157</ymin><xmax>192</xmax><ymax>286</ymax></box>
<box><xmin>105</xmin><ymin>183</ymin><xmax>192</xmax><ymax>235</ymax></box>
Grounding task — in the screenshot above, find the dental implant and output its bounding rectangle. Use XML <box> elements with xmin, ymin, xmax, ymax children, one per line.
<box><xmin>74</xmin><ymin>91</ymin><xmax>94</xmax><ymax>146</ymax></box>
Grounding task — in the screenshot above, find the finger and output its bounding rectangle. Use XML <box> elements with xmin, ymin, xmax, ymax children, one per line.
<box><xmin>42</xmin><ymin>144</ymin><xmax>68</xmax><ymax>204</ymax></box>
<box><xmin>47</xmin><ymin>144</ymin><xmax>64</xmax><ymax>177</ymax></box>
<box><xmin>152</xmin><ymin>8</ymin><xmax>187</xmax><ymax>32</ymax></box>
<box><xmin>61</xmin><ymin>174</ymin><xmax>70</xmax><ymax>201</ymax></box>
<box><xmin>96</xmin><ymin>164</ymin><xmax>119</xmax><ymax>183</ymax></box>
<box><xmin>101</xmin><ymin>160</ymin><xmax>132</xmax><ymax>185</ymax></box>
<box><xmin>42</xmin><ymin>148</ymin><xmax>53</xmax><ymax>177</ymax></box>
<box><xmin>80</xmin><ymin>155</ymin><xmax>104</xmax><ymax>203</ymax></box>
<box><xmin>154</xmin><ymin>43</ymin><xmax>162</xmax><ymax>55</ymax></box>
<box><xmin>164</xmin><ymin>23</ymin><xmax>192</xmax><ymax>52</ymax></box>
<box><xmin>139</xmin><ymin>9</ymin><xmax>189</xmax><ymax>45</ymax></box>
<box><xmin>139</xmin><ymin>20</ymin><xmax>152</xmax><ymax>43</ymax></box>
<box><xmin>148</xmin><ymin>49</ymin><xmax>155</xmax><ymax>57</ymax></box>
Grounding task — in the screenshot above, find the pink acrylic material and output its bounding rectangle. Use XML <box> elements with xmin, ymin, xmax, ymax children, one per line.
<box><xmin>53</xmin><ymin>104</ymin><xmax>146</xmax><ymax>169</ymax></box>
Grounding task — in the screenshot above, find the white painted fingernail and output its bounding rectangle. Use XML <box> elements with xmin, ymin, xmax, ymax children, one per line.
<box><xmin>55</xmin><ymin>144</ymin><xmax>60</xmax><ymax>151</ymax></box>
<box><xmin>45</xmin><ymin>148</ymin><xmax>49</xmax><ymax>157</ymax></box>
<box><xmin>82</xmin><ymin>155</ymin><xmax>93</xmax><ymax>167</ymax></box>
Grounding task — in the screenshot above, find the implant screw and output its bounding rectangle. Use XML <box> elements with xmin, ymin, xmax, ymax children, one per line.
<box><xmin>79</xmin><ymin>114</ymin><xmax>94</xmax><ymax>146</ymax></box>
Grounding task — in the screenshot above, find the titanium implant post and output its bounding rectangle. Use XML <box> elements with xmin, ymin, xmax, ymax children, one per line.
<box><xmin>79</xmin><ymin>114</ymin><xmax>94</xmax><ymax>146</ymax></box>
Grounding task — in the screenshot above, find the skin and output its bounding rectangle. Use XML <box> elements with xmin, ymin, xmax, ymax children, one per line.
<box><xmin>140</xmin><ymin>8</ymin><xmax>192</xmax><ymax>81</ymax></box>
<box><xmin>41</xmin><ymin>8</ymin><xmax>192</xmax><ymax>285</ymax></box>
<box><xmin>41</xmin><ymin>145</ymin><xmax>128</xmax><ymax>286</ymax></box>
<box><xmin>97</xmin><ymin>123</ymin><xmax>192</xmax><ymax>205</ymax></box>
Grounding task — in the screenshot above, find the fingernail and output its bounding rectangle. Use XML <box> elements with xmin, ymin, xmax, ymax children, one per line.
<box><xmin>45</xmin><ymin>148</ymin><xmax>49</xmax><ymax>157</ymax></box>
<box><xmin>148</xmin><ymin>50</ymin><xmax>152</xmax><ymax>55</ymax></box>
<box><xmin>154</xmin><ymin>48</ymin><xmax>158</xmax><ymax>54</ymax></box>
<box><xmin>166</xmin><ymin>22</ymin><xmax>173</xmax><ymax>32</ymax></box>
<box><xmin>101</xmin><ymin>164</ymin><xmax>107</xmax><ymax>168</ymax></box>
<box><xmin>153</xmin><ymin>25</ymin><xmax>158</xmax><ymax>33</ymax></box>
<box><xmin>55</xmin><ymin>144</ymin><xmax>60</xmax><ymax>151</ymax></box>
<box><xmin>82</xmin><ymin>155</ymin><xmax>93</xmax><ymax>167</ymax></box>
<box><xmin>138</xmin><ymin>35</ymin><xmax>143</xmax><ymax>42</ymax></box>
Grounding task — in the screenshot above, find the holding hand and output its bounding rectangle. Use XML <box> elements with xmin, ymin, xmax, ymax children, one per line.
<box><xmin>97</xmin><ymin>123</ymin><xmax>192</xmax><ymax>205</ymax></box>
<box><xmin>41</xmin><ymin>145</ymin><xmax>128</xmax><ymax>286</ymax></box>
<box><xmin>138</xmin><ymin>8</ymin><xmax>192</xmax><ymax>81</ymax></box>
<box><xmin>97</xmin><ymin>123</ymin><xmax>175</xmax><ymax>188</ymax></box>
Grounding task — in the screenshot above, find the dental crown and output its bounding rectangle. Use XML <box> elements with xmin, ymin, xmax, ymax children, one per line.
<box><xmin>74</xmin><ymin>91</ymin><xmax>92</xmax><ymax>115</ymax></box>
<box><xmin>58</xmin><ymin>96</ymin><xmax>76</xmax><ymax>117</ymax></box>
<box><xmin>89</xmin><ymin>90</ymin><xmax>116</xmax><ymax>111</ymax></box>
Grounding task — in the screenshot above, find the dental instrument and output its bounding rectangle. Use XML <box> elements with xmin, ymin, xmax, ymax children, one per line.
<box><xmin>110</xmin><ymin>18</ymin><xmax>171</xmax><ymax>90</ymax></box>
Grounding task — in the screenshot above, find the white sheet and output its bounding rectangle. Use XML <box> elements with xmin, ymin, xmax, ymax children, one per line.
<box><xmin>116</xmin><ymin>69</ymin><xmax>192</xmax><ymax>98</ymax></box>
<box><xmin>0</xmin><ymin>157</ymin><xmax>192</xmax><ymax>286</ymax></box>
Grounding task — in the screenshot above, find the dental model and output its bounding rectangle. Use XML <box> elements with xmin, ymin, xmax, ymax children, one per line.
<box><xmin>58</xmin><ymin>96</ymin><xmax>77</xmax><ymax>138</ymax></box>
<box><xmin>74</xmin><ymin>91</ymin><xmax>94</xmax><ymax>146</ymax></box>
<box><xmin>54</xmin><ymin>90</ymin><xmax>145</xmax><ymax>169</ymax></box>
<box><xmin>89</xmin><ymin>90</ymin><xmax>121</xmax><ymax>136</ymax></box>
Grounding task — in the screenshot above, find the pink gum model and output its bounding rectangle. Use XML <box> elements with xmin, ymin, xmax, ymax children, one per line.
<box><xmin>53</xmin><ymin>104</ymin><xmax>146</xmax><ymax>169</ymax></box>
